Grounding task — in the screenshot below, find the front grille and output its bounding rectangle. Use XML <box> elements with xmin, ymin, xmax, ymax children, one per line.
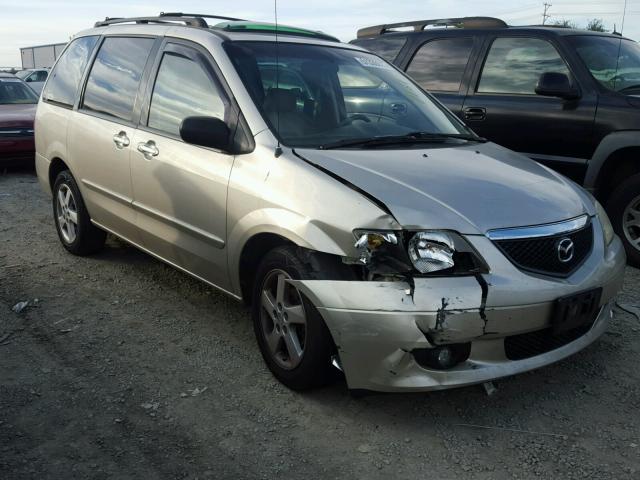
<box><xmin>504</xmin><ymin>320</ymin><xmax>595</xmax><ymax>361</ymax></box>
<box><xmin>493</xmin><ymin>223</ymin><xmax>593</xmax><ymax>277</ymax></box>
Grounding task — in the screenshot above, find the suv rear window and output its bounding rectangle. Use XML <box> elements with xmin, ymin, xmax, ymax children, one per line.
<box><xmin>406</xmin><ymin>38</ymin><xmax>474</xmax><ymax>92</ymax></box>
<box><xmin>43</xmin><ymin>36</ymin><xmax>98</xmax><ymax>107</ymax></box>
<box><xmin>352</xmin><ymin>36</ymin><xmax>407</xmax><ymax>62</ymax></box>
<box><xmin>81</xmin><ymin>37</ymin><xmax>154</xmax><ymax>122</ymax></box>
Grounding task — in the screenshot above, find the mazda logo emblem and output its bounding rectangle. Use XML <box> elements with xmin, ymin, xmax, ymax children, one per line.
<box><xmin>557</xmin><ymin>238</ymin><xmax>575</xmax><ymax>263</ymax></box>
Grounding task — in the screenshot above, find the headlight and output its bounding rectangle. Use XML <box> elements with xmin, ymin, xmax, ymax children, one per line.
<box><xmin>350</xmin><ymin>230</ymin><xmax>487</xmax><ymax>276</ymax></box>
<box><xmin>595</xmin><ymin>201</ymin><xmax>614</xmax><ymax>246</ymax></box>
<box><xmin>407</xmin><ymin>231</ymin><xmax>455</xmax><ymax>273</ymax></box>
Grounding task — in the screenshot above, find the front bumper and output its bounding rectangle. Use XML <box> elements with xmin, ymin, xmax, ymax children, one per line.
<box><xmin>291</xmin><ymin>231</ymin><xmax>626</xmax><ymax>392</ymax></box>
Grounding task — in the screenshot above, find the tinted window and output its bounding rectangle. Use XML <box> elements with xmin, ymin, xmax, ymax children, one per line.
<box><xmin>43</xmin><ymin>36</ymin><xmax>98</xmax><ymax>107</ymax></box>
<box><xmin>82</xmin><ymin>37</ymin><xmax>154</xmax><ymax>122</ymax></box>
<box><xmin>353</xmin><ymin>36</ymin><xmax>407</xmax><ymax>62</ymax></box>
<box><xmin>406</xmin><ymin>38</ymin><xmax>474</xmax><ymax>92</ymax></box>
<box><xmin>478</xmin><ymin>37</ymin><xmax>570</xmax><ymax>94</ymax></box>
<box><xmin>148</xmin><ymin>52</ymin><xmax>227</xmax><ymax>136</ymax></box>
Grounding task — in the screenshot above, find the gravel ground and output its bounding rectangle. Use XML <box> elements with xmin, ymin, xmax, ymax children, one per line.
<box><xmin>1</xmin><ymin>168</ymin><xmax>639</xmax><ymax>480</ymax></box>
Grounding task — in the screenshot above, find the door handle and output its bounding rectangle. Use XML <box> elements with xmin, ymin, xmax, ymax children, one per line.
<box><xmin>137</xmin><ymin>141</ymin><xmax>159</xmax><ymax>158</ymax></box>
<box><xmin>112</xmin><ymin>131</ymin><xmax>130</xmax><ymax>149</ymax></box>
<box><xmin>463</xmin><ymin>107</ymin><xmax>487</xmax><ymax>121</ymax></box>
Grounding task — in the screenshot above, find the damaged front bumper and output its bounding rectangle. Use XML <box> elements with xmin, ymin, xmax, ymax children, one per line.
<box><xmin>290</xmin><ymin>235</ymin><xmax>626</xmax><ymax>393</ymax></box>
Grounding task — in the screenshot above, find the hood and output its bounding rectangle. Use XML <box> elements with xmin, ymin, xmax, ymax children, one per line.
<box><xmin>295</xmin><ymin>142</ymin><xmax>588</xmax><ymax>234</ymax></box>
<box><xmin>0</xmin><ymin>103</ymin><xmax>37</xmax><ymax>128</ymax></box>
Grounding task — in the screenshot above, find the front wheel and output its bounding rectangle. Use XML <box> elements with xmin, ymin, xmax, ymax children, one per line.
<box><xmin>53</xmin><ymin>170</ymin><xmax>106</xmax><ymax>256</ymax></box>
<box><xmin>251</xmin><ymin>246</ymin><xmax>337</xmax><ymax>391</ymax></box>
<box><xmin>607</xmin><ymin>173</ymin><xmax>640</xmax><ymax>267</ymax></box>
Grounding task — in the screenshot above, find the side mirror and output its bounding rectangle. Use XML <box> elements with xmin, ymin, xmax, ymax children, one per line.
<box><xmin>179</xmin><ymin>116</ymin><xmax>230</xmax><ymax>151</ymax></box>
<box><xmin>535</xmin><ymin>72</ymin><xmax>580</xmax><ymax>100</ymax></box>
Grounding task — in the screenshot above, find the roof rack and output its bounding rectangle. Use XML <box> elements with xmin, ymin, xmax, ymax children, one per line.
<box><xmin>159</xmin><ymin>12</ymin><xmax>245</xmax><ymax>22</ymax></box>
<box><xmin>357</xmin><ymin>17</ymin><xmax>508</xmax><ymax>38</ymax></box>
<box><xmin>94</xmin><ymin>15</ymin><xmax>209</xmax><ymax>28</ymax></box>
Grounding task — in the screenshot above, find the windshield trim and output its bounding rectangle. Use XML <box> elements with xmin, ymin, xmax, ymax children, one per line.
<box><xmin>223</xmin><ymin>39</ymin><xmax>474</xmax><ymax>149</ymax></box>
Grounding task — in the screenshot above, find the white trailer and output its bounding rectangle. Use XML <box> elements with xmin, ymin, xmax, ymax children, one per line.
<box><xmin>20</xmin><ymin>43</ymin><xmax>67</xmax><ymax>69</ymax></box>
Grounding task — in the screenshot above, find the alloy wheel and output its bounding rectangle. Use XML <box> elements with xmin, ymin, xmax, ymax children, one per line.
<box><xmin>623</xmin><ymin>194</ymin><xmax>640</xmax><ymax>253</ymax></box>
<box><xmin>56</xmin><ymin>184</ymin><xmax>79</xmax><ymax>244</ymax></box>
<box><xmin>259</xmin><ymin>269</ymin><xmax>308</xmax><ymax>370</ymax></box>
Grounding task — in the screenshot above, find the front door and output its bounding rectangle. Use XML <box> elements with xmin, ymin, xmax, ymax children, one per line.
<box><xmin>462</xmin><ymin>35</ymin><xmax>598</xmax><ymax>182</ymax></box>
<box><xmin>130</xmin><ymin>41</ymin><xmax>235</xmax><ymax>290</ymax></box>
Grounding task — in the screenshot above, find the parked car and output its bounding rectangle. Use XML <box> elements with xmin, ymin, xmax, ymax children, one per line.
<box><xmin>35</xmin><ymin>13</ymin><xmax>625</xmax><ymax>393</ymax></box>
<box><xmin>15</xmin><ymin>68</ymin><xmax>49</xmax><ymax>94</ymax></box>
<box><xmin>352</xmin><ymin>17</ymin><xmax>640</xmax><ymax>267</ymax></box>
<box><xmin>0</xmin><ymin>72</ymin><xmax>37</xmax><ymax>166</ymax></box>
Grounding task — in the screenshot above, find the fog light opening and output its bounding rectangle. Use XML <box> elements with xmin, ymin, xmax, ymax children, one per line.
<box><xmin>412</xmin><ymin>343</ymin><xmax>471</xmax><ymax>370</ymax></box>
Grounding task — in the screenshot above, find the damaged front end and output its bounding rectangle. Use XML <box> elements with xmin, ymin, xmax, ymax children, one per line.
<box><xmin>287</xmin><ymin>227</ymin><xmax>624</xmax><ymax>393</ymax></box>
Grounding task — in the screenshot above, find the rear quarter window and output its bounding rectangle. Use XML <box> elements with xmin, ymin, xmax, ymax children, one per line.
<box><xmin>43</xmin><ymin>36</ymin><xmax>99</xmax><ymax>107</ymax></box>
<box><xmin>352</xmin><ymin>36</ymin><xmax>407</xmax><ymax>62</ymax></box>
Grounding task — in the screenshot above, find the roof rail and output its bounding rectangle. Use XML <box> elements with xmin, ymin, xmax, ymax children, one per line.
<box><xmin>94</xmin><ymin>15</ymin><xmax>209</xmax><ymax>28</ymax></box>
<box><xmin>159</xmin><ymin>12</ymin><xmax>246</xmax><ymax>22</ymax></box>
<box><xmin>357</xmin><ymin>16</ymin><xmax>507</xmax><ymax>38</ymax></box>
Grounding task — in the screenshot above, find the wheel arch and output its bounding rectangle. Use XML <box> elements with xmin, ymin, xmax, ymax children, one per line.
<box><xmin>586</xmin><ymin>132</ymin><xmax>640</xmax><ymax>200</ymax></box>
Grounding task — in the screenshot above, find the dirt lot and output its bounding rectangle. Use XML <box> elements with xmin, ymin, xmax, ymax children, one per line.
<box><xmin>1</xmin><ymin>168</ymin><xmax>639</xmax><ymax>480</ymax></box>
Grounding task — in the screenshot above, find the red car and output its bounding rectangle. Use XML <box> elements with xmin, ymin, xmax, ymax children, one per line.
<box><xmin>0</xmin><ymin>72</ymin><xmax>38</xmax><ymax>166</ymax></box>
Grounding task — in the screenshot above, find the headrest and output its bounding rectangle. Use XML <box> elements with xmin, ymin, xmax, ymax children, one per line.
<box><xmin>263</xmin><ymin>88</ymin><xmax>297</xmax><ymax>113</ymax></box>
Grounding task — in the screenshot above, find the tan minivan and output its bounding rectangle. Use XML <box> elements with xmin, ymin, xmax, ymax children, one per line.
<box><xmin>36</xmin><ymin>14</ymin><xmax>625</xmax><ymax>393</ymax></box>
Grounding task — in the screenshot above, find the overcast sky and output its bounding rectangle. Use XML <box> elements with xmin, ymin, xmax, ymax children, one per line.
<box><xmin>0</xmin><ymin>0</ymin><xmax>636</xmax><ymax>67</ymax></box>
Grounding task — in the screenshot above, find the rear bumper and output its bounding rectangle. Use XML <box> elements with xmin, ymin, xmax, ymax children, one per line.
<box><xmin>291</xmin><ymin>234</ymin><xmax>626</xmax><ymax>392</ymax></box>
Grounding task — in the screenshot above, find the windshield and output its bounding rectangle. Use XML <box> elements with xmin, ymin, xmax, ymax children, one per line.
<box><xmin>569</xmin><ymin>35</ymin><xmax>640</xmax><ymax>92</ymax></box>
<box><xmin>224</xmin><ymin>42</ymin><xmax>470</xmax><ymax>148</ymax></box>
<box><xmin>0</xmin><ymin>79</ymin><xmax>38</xmax><ymax>104</ymax></box>
<box><xmin>15</xmin><ymin>70</ymin><xmax>30</xmax><ymax>80</ymax></box>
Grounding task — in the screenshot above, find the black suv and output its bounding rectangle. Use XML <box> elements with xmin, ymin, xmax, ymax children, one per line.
<box><xmin>353</xmin><ymin>17</ymin><xmax>640</xmax><ymax>266</ymax></box>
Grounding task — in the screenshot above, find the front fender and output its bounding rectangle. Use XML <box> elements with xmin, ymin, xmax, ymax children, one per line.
<box><xmin>227</xmin><ymin>207</ymin><xmax>350</xmax><ymax>294</ymax></box>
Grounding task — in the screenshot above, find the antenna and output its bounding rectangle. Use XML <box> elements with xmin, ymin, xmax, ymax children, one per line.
<box><xmin>274</xmin><ymin>0</ymin><xmax>283</xmax><ymax>158</ymax></box>
<box><xmin>613</xmin><ymin>0</ymin><xmax>627</xmax><ymax>90</ymax></box>
<box><xmin>542</xmin><ymin>2</ymin><xmax>552</xmax><ymax>25</ymax></box>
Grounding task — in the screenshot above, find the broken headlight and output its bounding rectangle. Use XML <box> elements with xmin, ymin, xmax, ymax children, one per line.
<box><xmin>408</xmin><ymin>231</ymin><xmax>455</xmax><ymax>273</ymax></box>
<box><xmin>349</xmin><ymin>230</ymin><xmax>488</xmax><ymax>276</ymax></box>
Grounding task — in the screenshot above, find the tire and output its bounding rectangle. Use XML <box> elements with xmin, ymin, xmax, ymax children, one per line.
<box><xmin>251</xmin><ymin>246</ymin><xmax>337</xmax><ymax>391</ymax></box>
<box><xmin>52</xmin><ymin>170</ymin><xmax>106</xmax><ymax>256</ymax></box>
<box><xmin>606</xmin><ymin>173</ymin><xmax>640</xmax><ymax>267</ymax></box>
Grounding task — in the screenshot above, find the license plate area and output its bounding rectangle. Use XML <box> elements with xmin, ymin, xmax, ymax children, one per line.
<box><xmin>551</xmin><ymin>288</ymin><xmax>602</xmax><ymax>334</ymax></box>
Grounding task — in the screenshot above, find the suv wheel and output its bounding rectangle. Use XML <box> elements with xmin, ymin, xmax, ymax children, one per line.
<box><xmin>607</xmin><ymin>173</ymin><xmax>640</xmax><ymax>267</ymax></box>
<box><xmin>53</xmin><ymin>170</ymin><xmax>106</xmax><ymax>255</ymax></box>
<box><xmin>251</xmin><ymin>246</ymin><xmax>337</xmax><ymax>390</ymax></box>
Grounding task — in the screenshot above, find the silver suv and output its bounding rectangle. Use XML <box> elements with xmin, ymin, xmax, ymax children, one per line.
<box><xmin>35</xmin><ymin>13</ymin><xmax>626</xmax><ymax>393</ymax></box>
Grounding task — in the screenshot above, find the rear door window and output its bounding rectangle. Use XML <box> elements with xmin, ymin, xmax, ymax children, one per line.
<box><xmin>81</xmin><ymin>37</ymin><xmax>155</xmax><ymax>122</ymax></box>
<box><xmin>43</xmin><ymin>36</ymin><xmax>99</xmax><ymax>107</ymax></box>
<box><xmin>406</xmin><ymin>38</ymin><xmax>474</xmax><ymax>92</ymax></box>
<box><xmin>147</xmin><ymin>50</ymin><xmax>228</xmax><ymax>137</ymax></box>
<box><xmin>478</xmin><ymin>37</ymin><xmax>570</xmax><ymax>94</ymax></box>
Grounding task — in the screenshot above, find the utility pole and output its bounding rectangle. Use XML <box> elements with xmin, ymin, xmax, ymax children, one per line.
<box><xmin>542</xmin><ymin>2</ymin><xmax>552</xmax><ymax>25</ymax></box>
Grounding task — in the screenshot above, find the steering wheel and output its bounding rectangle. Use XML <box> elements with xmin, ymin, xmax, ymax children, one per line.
<box><xmin>339</xmin><ymin>114</ymin><xmax>372</xmax><ymax>127</ymax></box>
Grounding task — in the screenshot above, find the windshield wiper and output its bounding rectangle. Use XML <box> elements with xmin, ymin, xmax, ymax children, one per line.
<box><xmin>319</xmin><ymin>131</ymin><xmax>486</xmax><ymax>150</ymax></box>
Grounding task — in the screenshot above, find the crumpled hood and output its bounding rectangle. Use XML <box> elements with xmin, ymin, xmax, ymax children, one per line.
<box><xmin>295</xmin><ymin>142</ymin><xmax>590</xmax><ymax>234</ymax></box>
<box><xmin>0</xmin><ymin>104</ymin><xmax>36</xmax><ymax>128</ymax></box>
